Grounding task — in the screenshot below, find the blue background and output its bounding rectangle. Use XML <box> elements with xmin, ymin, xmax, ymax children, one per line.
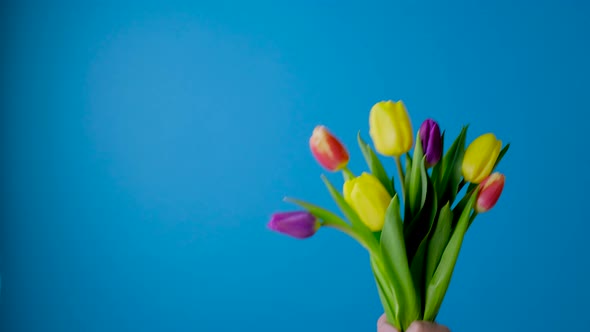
<box><xmin>1</xmin><ymin>1</ymin><xmax>589</xmax><ymax>331</ymax></box>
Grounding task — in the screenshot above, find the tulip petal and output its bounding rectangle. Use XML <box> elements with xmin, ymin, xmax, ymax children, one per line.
<box><xmin>431</xmin><ymin>132</ymin><xmax>445</xmax><ymax>185</ymax></box>
<box><xmin>420</xmin><ymin>119</ymin><xmax>442</xmax><ymax>166</ymax></box>
<box><xmin>268</xmin><ymin>211</ymin><xmax>319</xmax><ymax>239</ymax></box>
<box><xmin>345</xmin><ymin>173</ymin><xmax>391</xmax><ymax>232</ymax></box>
<box><xmin>350</xmin><ymin>184</ymin><xmax>385</xmax><ymax>231</ymax></box>
<box><xmin>469</xmin><ymin>136</ymin><xmax>502</xmax><ymax>183</ymax></box>
<box><xmin>310</xmin><ymin>126</ymin><xmax>349</xmax><ymax>171</ymax></box>
<box><xmin>462</xmin><ymin>133</ymin><xmax>502</xmax><ymax>183</ymax></box>
<box><xmin>475</xmin><ymin>172</ymin><xmax>505</xmax><ymax>213</ymax></box>
<box><xmin>437</xmin><ymin>126</ymin><xmax>468</xmax><ymax>204</ymax></box>
<box><xmin>369</xmin><ymin>101</ymin><xmax>414</xmax><ymax>156</ymax></box>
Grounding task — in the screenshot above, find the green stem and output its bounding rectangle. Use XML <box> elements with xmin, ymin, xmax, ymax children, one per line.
<box><xmin>394</xmin><ymin>156</ymin><xmax>406</xmax><ymax>202</ymax></box>
<box><xmin>342</xmin><ymin>167</ymin><xmax>355</xmax><ymax>181</ymax></box>
<box><xmin>322</xmin><ymin>220</ymin><xmax>370</xmax><ymax>250</ymax></box>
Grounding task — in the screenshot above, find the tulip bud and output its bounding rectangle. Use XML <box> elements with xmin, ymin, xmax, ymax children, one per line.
<box><xmin>462</xmin><ymin>133</ymin><xmax>502</xmax><ymax>184</ymax></box>
<box><xmin>309</xmin><ymin>126</ymin><xmax>349</xmax><ymax>171</ymax></box>
<box><xmin>343</xmin><ymin>173</ymin><xmax>392</xmax><ymax>231</ymax></box>
<box><xmin>369</xmin><ymin>100</ymin><xmax>414</xmax><ymax>157</ymax></box>
<box><xmin>419</xmin><ymin>119</ymin><xmax>442</xmax><ymax>167</ymax></box>
<box><xmin>268</xmin><ymin>211</ymin><xmax>320</xmax><ymax>239</ymax></box>
<box><xmin>476</xmin><ymin>172</ymin><xmax>505</xmax><ymax>213</ymax></box>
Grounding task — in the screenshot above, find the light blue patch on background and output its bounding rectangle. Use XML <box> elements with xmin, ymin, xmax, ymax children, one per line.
<box><xmin>1</xmin><ymin>1</ymin><xmax>589</xmax><ymax>331</ymax></box>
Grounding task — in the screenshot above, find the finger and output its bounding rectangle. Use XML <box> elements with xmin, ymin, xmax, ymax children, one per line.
<box><xmin>377</xmin><ymin>314</ymin><xmax>400</xmax><ymax>332</ymax></box>
<box><xmin>407</xmin><ymin>321</ymin><xmax>451</xmax><ymax>332</ymax></box>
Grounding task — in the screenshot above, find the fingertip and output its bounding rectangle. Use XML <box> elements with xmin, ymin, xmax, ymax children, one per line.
<box><xmin>406</xmin><ymin>321</ymin><xmax>426</xmax><ymax>332</ymax></box>
<box><xmin>377</xmin><ymin>314</ymin><xmax>399</xmax><ymax>332</ymax></box>
<box><xmin>407</xmin><ymin>321</ymin><xmax>451</xmax><ymax>332</ymax></box>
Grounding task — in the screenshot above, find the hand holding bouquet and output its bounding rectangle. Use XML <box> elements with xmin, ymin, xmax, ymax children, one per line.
<box><xmin>268</xmin><ymin>100</ymin><xmax>509</xmax><ymax>331</ymax></box>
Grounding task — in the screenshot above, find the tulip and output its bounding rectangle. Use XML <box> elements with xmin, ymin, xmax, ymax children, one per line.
<box><xmin>419</xmin><ymin>119</ymin><xmax>442</xmax><ymax>167</ymax></box>
<box><xmin>268</xmin><ymin>211</ymin><xmax>320</xmax><ymax>239</ymax></box>
<box><xmin>309</xmin><ymin>126</ymin><xmax>349</xmax><ymax>171</ymax></box>
<box><xmin>462</xmin><ymin>133</ymin><xmax>502</xmax><ymax>184</ymax></box>
<box><xmin>343</xmin><ymin>173</ymin><xmax>391</xmax><ymax>231</ymax></box>
<box><xmin>476</xmin><ymin>172</ymin><xmax>505</xmax><ymax>213</ymax></box>
<box><xmin>369</xmin><ymin>100</ymin><xmax>414</xmax><ymax>157</ymax></box>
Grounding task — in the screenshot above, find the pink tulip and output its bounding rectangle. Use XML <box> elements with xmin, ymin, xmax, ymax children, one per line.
<box><xmin>476</xmin><ymin>172</ymin><xmax>505</xmax><ymax>213</ymax></box>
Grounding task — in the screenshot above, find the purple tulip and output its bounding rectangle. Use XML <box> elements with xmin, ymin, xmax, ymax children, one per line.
<box><xmin>419</xmin><ymin>119</ymin><xmax>442</xmax><ymax>167</ymax></box>
<box><xmin>267</xmin><ymin>211</ymin><xmax>320</xmax><ymax>239</ymax></box>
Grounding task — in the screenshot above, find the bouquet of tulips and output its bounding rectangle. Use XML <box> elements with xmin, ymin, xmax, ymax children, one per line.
<box><xmin>268</xmin><ymin>100</ymin><xmax>509</xmax><ymax>331</ymax></box>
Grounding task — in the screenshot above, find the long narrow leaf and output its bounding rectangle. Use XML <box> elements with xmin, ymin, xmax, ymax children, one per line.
<box><xmin>419</xmin><ymin>156</ymin><xmax>429</xmax><ymax>209</ymax></box>
<box><xmin>425</xmin><ymin>204</ymin><xmax>453</xmax><ymax>287</ymax></box>
<box><xmin>285</xmin><ymin>197</ymin><xmax>369</xmax><ymax>248</ymax></box>
<box><xmin>380</xmin><ymin>196</ymin><xmax>420</xmax><ymax>329</ymax></box>
<box><xmin>358</xmin><ymin>132</ymin><xmax>396</xmax><ymax>197</ymax></box>
<box><xmin>493</xmin><ymin>143</ymin><xmax>510</xmax><ymax>170</ymax></box>
<box><xmin>408</xmin><ymin>134</ymin><xmax>425</xmax><ymax>216</ymax></box>
<box><xmin>284</xmin><ymin>197</ymin><xmax>350</xmax><ymax>229</ymax></box>
<box><xmin>371</xmin><ymin>255</ymin><xmax>401</xmax><ymax>330</ymax></box>
<box><xmin>403</xmin><ymin>160</ymin><xmax>433</xmax><ymax>263</ymax></box>
<box><xmin>424</xmin><ymin>191</ymin><xmax>477</xmax><ymax>321</ymax></box>
<box><xmin>437</xmin><ymin>126</ymin><xmax>468</xmax><ymax>205</ymax></box>
<box><xmin>408</xmin><ymin>177</ymin><xmax>437</xmax><ymax>311</ymax></box>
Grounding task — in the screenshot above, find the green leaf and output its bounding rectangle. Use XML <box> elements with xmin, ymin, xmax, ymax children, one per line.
<box><xmin>419</xmin><ymin>157</ymin><xmax>429</xmax><ymax>209</ymax></box>
<box><xmin>285</xmin><ymin>196</ymin><xmax>371</xmax><ymax>249</ymax></box>
<box><xmin>425</xmin><ymin>204</ymin><xmax>453</xmax><ymax>288</ymax></box>
<box><xmin>451</xmin><ymin>184</ymin><xmax>477</xmax><ymax>229</ymax></box>
<box><xmin>431</xmin><ymin>131</ymin><xmax>445</xmax><ymax>186</ymax></box>
<box><xmin>407</xmin><ymin>176</ymin><xmax>438</xmax><ymax>311</ymax></box>
<box><xmin>405</xmin><ymin>152</ymin><xmax>413</xmax><ymax>171</ymax></box>
<box><xmin>358</xmin><ymin>132</ymin><xmax>396</xmax><ymax>197</ymax></box>
<box><xmin>380</xmin><ymin>196</ymin><xmax>420</xmax><ymax>330</ymax></box>
<box><xmin>424</xmin><ymin>191</ymin><xmax>477</xmax><ymax>321</ymax></box>
<box><xmin>408</xmin><ymin>134</ymin><xmax>425</xmax><ymax>216</ymax></box>
<box><xmin>409</xmin><ymin>243</ymin><xmax>427</xmax><ymax>316</ymax></box>
<box><xmin>371</xmin><ymin>255</ymin><xmax>401</xmax><ymax>330</ymax></box>
<box><xmin>493</xmin><ymin>143</ymin><xmax>510</xmax><ymax>170</ymax></box>
<box><xmin>373</xmin><ymin>230</ymin><xmax>382</xmax><ymax>243</ymax></box>
<box><xmin>437</xmin><ymin>126</ymin><xmax>468</xmax><ymax>205</ymax></box>
<box><xmin>320</xmin><ymin>174</ymin><xmax>378</xmax><ymax>252</ymax></box>
<box><xmin>403</xmin><ymin>159</ymin><xmax>412</xmax><ymax>221</ymax></box>
<box><xmin>284</xmin><ymin>197</ymin><xmax>350</xmax><ymax>229</ymax></box>
<box><xmin>403</xmin><ymin>156</ymin><xmax>430</xmax><ymax>257</ymax></box>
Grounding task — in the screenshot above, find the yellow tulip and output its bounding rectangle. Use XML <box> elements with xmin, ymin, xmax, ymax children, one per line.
<box><xmin>369</xmin><ymin>100</ymin><xmax>414</xmax><ymax>156</ymax></box>
<box><xmin>462</xmin><ymin>133</ymin><xmax>502</xmax><ymax>184</ymax></box>
<box><xmin>343</xmin><ymin>173</ymin><xmax>391</xmax><ymax>231</ymax></box>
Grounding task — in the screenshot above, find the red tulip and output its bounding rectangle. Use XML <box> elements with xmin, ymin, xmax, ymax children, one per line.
<box><xmin>309</xmin><ymin>126</ymin><xmax>349</xmax><ymax>171</ymax></box>
<box><xmin>476</xmin><ymin>172</ymin><xmax>505</xmax><ymax>213</ymax></box>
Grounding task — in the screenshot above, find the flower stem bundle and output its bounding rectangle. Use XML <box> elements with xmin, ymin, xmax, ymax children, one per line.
<box><xmin>268</xmin><ymin>100</ymin><xmax>509</xmax><ymax>331</ymax></box>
